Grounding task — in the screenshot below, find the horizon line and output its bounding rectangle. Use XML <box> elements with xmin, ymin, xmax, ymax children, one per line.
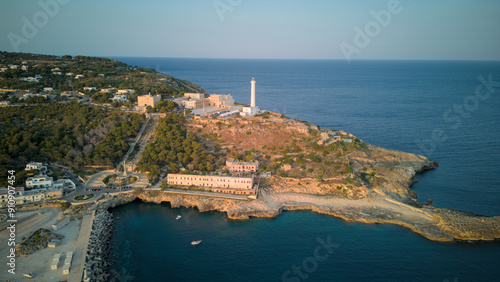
<box><xmin>2</xmin><ymin>51</ymin><xmax>500</xmax><ymax>63</ymax></box>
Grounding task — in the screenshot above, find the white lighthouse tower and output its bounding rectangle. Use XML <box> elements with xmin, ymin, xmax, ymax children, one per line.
<box><xmin>250</xmin><ymin>77</ymin><xmax>256</xmax><ymax>108</ymax></box>
<box><xmin>241</xmin><ymin>77</ymin><xmax>260</xmax><ymax>117</ymax></box>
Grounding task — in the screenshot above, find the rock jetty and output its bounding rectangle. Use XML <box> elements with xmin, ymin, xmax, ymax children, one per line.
<box><xmin>83</xmin><ymin>209</ymin><xmax>114</xmax><ymax>282</ymax></box>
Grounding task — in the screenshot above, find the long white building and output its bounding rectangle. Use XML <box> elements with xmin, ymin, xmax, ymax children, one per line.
<box><xmin>166</xmin><ymin>174</ymin><xmax>255</xmax><ymax>195</ymax></box>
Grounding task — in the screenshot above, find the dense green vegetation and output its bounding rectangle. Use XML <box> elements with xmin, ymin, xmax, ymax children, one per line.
<box><xmin>0</xmin><ymin>102</ymin><xmax>144</xmax><ymax>186</ymax></box>
<box><xmin>0</xmin><ymin>51</ymin><xmax>204</xmax><ymax>100</ymax></box>
<box><xmin>137</xmin><ymin>113</ymin><xmax>216</xmax><ymax>183</ymax></box>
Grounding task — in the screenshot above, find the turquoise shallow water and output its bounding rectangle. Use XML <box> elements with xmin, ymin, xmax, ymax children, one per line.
<box><xmin>109</xmin><ymin>59</ymin><xmax>500</xmax><ymax>281</ymax></box>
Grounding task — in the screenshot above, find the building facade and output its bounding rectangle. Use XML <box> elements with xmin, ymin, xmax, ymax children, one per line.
<box><xmin>25</xmin><ymin>161</ymin><xmax>46</xmax><ymax>171</ymax></box>
<box><xmin>184</xmin><ymin>93</ymin><xmax>206</xmax><ymax>100</ymax></box>
<box><xmin>26</xmin><ymin>175</ymin><xmax>54</xmax><ymax>189</ymax></box>
<box><xmin>226</xmin><ymin>159</ymin><xmax>260</xmax><ymax>172</ymax></box>
<box><xmin>208</xmin><ymin>94</ymin><xmax>234</xmax><ymax>108</ymax></box>
<box><xmin>0</xmin><ymin>187</ymin><xmax>24</xmax><ymax>207</ymax></box>
<box><xmin>138</xmin><ymin>93</ymin><xmax>161</xmax><ymax>108</ymax></box>
<box><xmin>184</xmin><ymin>98</ymin><xmax>209</xmax><ymax>109</ymax></box>
<box><xmin>166</xmin><ymin>174</ymin><xmax>254</xmax><ymax>191</ymax></box>
<box><xmin>112</xmin><ymin>94</ymin><xmax>129</xmax><ymax>102</ymax></box>
<box><xmin>117</xmin><ymin>89</ymin><xmax>135</xmax><ymax>95</ymax></box>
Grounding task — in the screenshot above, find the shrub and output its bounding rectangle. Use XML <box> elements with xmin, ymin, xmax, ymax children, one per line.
<box><xmin>133</xmin><ymin>188</ymin><xmax>144</xmax><ymax>196</ymax></box>
<box><xmin>60</xmin><ymin>201</ymin><xmax>71</xmax><ymax>211</ymax></box>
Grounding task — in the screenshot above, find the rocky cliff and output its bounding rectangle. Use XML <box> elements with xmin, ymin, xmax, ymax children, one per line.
<box><xmin>96</xmin><ymin>114</ymin><xmax>500</xmax><ymax>243</ymax></box>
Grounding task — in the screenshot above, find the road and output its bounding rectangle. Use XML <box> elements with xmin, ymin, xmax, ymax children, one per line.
<box><xmin>62</xmin><ymin>170</ymin><xmax>149</xmax><ymax>203</ymax></box>
<box><xmin>158</xmin><ymin>187</ymin><xmax>250</xmax><ymax>200</ymax></box>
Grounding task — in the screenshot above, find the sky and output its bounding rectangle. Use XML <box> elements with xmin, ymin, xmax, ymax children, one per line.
<box><xmin>1</xmin><ymin>0</ymin><xmax>499</xmax><ymax>60</ymax></box>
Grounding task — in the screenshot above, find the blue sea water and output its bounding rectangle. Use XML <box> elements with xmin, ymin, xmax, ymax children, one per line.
<box><xmin>109</xmin><ymin>58</ymin><xmax>500</xmax><ymax>281</ymax></box>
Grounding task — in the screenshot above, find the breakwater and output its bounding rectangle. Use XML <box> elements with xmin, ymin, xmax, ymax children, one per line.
<box><xmin>82</xmin><ymin>209</ymin><xmax>114</xmax><ymax>282</ymax></box>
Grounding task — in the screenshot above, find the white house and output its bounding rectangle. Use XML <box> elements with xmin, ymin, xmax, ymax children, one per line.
<box><xmin>112</xmin><ymin>94</ymin><xmax>129</xmax><ymax>103</ymax></box>
<box><xmin>41</xmin><ymin>94</ymin><xmax>57</xmax><ymax>100</ymax></box>
<box><xmin>8</xmin><ymin>65</ymin><xmax>19</xmax><ymax>69</ymax></box>
<box><xmin>26</xmin><ymin>175</ymin><xmax>54</xmax><ymax>189</ymax></box>
<box><xmin>117</xmin><ymin>89</ymin><xmax>135</xmax><ymax>95</ymax></box>
<box><xmin>51</xmin><ymin>68</ymin><xmax>61</xmax><ymax>72</ymax></box>
<box><xmin>20</xmin><ymin>93</ymin><xmax>41</xmax><ymax>100</ymax></box>
<box><xmin>43</xmin><ymin>87</ymin><xmax>54</xmax><ymax>92</ymax></box>
<box><xmin>75</xmin><ymin>74</ymin><xmax>85</xmax><ymax>79</ymax></box>
<box><xmin>53</xmin><ymin>179</ymin><xmax>76</xmax><ymax>190</ymax></box>
<box><xmin>100</xmin><ymin>87</ymin><xmax>116</xmax><ymax>93</ymax></box>
<box><xmin>35</xmin><ymin>74</ymin><xmax>43</xmax><ymax>79</ymax></box>
<box><xmin>20</xmin><ymin>77</ymin><xmax>39</xmax><ymax>83</ymax></box>
<box><xmin>83</xmin><ymin>87</ymin><xmax>97</xmax><ymax>91</ymax></box>
<box><xmin>66</xmin><ymin>72</ymin><xmax>74</xmax><ymax>76</ymax></box>
<box><xmin>21</xmin><ymin>65</ymin><xmax>29</xmax><ymax>71</ymax></box>
<box><xmin>53</xmin><ymin>72</ymin><xmax>62</xmax><ymax>75</ymax></box>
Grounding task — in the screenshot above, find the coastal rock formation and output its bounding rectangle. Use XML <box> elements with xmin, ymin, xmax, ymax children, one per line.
<box><xmin>103</xmin><ymin>187</ymin><xmax>500</xmax><ymax>242</ymax></box>
<box><xmin>96</xmin><ymin>114</ymin><xmax>499</xmax><ymax>243</ymax></box>
<box><xmin>350</xmin><ymin>144</ymin><xmax>439</xmax><ymax>202</ymax></box>
<box><xmin>431</xmin><ymin>208</ymin><xmax>500</xmax><ymax>241</ymax></box>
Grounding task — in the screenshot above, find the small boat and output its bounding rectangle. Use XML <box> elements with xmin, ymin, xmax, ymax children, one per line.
<box><xmin>176</xmin><ymin>215</ymin><xmax>182</xmax><ymax>220</ymax></box>
<box><xmin>23</xmin><ymin>273</ymin><xmax>34</xmax><ymax>278</ymax></box>
<box><xmin>191</xmin><ymin>240</ymin><xmax>202</xmax><ymax>246</ymax></box>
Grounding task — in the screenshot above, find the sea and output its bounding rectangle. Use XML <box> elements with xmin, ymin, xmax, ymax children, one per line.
<box><xmin>108</xmin><ymin>58</ymin><xmax>500</xmax><ymax>281</ymax></box>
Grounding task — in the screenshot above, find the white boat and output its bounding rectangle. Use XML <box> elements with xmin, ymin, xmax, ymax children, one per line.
<box><xmin>176</xmin><ymin>215</ymin><xmax>182</xmax><ymax>220</ymax></box>
<box><xmin>191</xmin><ymin>240</ymin><xmax>202</xmax><ymax>246</ymax></box>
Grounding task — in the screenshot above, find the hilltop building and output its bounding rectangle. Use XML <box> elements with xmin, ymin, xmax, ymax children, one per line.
<box><xmin>112</xmin><ymin>94</ymin><xmax>129</xmax><ymax>102</ymax></box>
<box><xmin>226</xmin><ymin>159</ymin><xmax>259</xmax><ymax>172</ymax></box>
<box><xmin>208</xmin><ymin>94</ymin><xmax>234</xmax><ymax>108</ymax></box>
<box><xmin>100</xmin><ymin>87</ymin><xmax>116</xmax><ymax>93</ymax></box>
<box><xmin>176</xmin><ymin>93</ymin><xmax>234</xmax><ymax>110</ymax></box>
<box><xmin>184</xmin><ymin>93</ymin><xmax>206</xmax><ymax>100</ymax></box>
<box><xmin>137</xmin><ymin>93</ymin><xmax>161</xmax><ymax>108</ymax></box>
<box><xmin>25</xmin><ymin>161</ymin><xmax>46</xmax><ymax>171</ymax></box>
<box><xmin>117</xmin><ymin>89</ymin><xmax>135</xmax><ymax>95</ymax></box>
<box><xmin>26</xmin><ymin>174</ymin><xmax>53</xmax><ymax>189</ymax></box>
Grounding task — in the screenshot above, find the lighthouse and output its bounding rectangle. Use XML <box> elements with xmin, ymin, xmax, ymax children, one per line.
<box><xmin>251</xmin><ymin>77</ymin><xmax>256</xmax><ymax>108</ymax></box>
<box><xmin>240</xmin><ymin>77</ymin><xmax>260</xmax><ymax>117</ymax></box>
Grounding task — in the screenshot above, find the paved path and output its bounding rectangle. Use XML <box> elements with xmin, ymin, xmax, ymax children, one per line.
<box><xmin>149</xmin><ymin>186</ymin><xmax>250</xmax><ymax>201</ymax></box>
<box><xmin>128</xmin><ymin>116</ymin><xmax>159</xmax><ymax>166</ymax></box>
<box><xmin>69</xmin><ymin>211</ymin><xmax>94</xmax><ymax>282</ymax></box>
<box><xmin>118</xmin><ymin>117</ymin><xmax>150</xmax><ymax>171</ymax></box>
